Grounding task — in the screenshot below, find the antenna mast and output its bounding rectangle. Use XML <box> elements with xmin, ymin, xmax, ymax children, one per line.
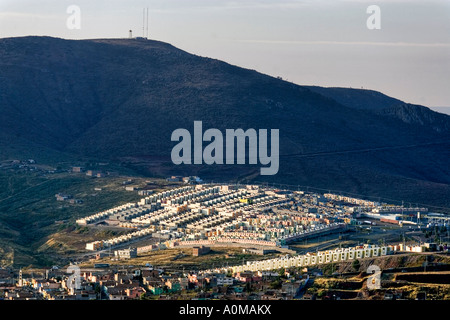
<box><xmin>142</xmin><ymin>8</ymin><xmax>145</xmax><ymax>37</ymax></box>
<box><xmin>146</xmin><ymin>8</ymin><xmax>149</xmax><ymax>38</ymax></box>
<box><xmin>142</xmin><ymin>7</ymin><xmax>149</xmax><ymax>39</ymax></box>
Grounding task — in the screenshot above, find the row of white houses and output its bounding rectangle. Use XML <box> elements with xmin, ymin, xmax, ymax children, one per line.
<box><xmin>221</xmin><ymin>245</ymin><xmax>393</xmax><ymax>274</ymax></box>
<box><xmin>85</xmin><ymin>227</ymin><xmax>153</xmax><ymax>250</ymax></box>
<box><xmin>77</xmin><ymin>186</ymin><xmax>196</xmax><ymax>226</ymax></box>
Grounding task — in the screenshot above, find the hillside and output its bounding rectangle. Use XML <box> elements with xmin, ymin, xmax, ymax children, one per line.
<box><xmin>0</xmin><ymin>36</ymin><xmax>449</xmax><ymax>209</ymax></box>
<box><xmin>306</xmin><ymin>86</ymin><xmax>450</xmax><ymax>132</ymax></box>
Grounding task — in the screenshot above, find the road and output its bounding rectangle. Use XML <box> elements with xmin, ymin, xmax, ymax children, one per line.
<box><xmin>280</xmin><ymin>140</ymin><xmax>450</xmax><ymax>159</ymax></box>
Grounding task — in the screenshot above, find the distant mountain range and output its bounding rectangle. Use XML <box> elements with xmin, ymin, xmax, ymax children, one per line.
<box><xmin>0</xmin><ymin>36</ymin><xmax>449</xmax><ymax>210</ymax></box>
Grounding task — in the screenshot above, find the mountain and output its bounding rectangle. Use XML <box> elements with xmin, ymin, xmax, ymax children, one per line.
<box><xmin>304</xmin><ymin>86</ymin><xmax>404</xmax><ymax>112</ymax></box>
<box><xmin>306</xmin><ymin>86</ymin><xmax>450</xmax><ymax>132</ymax></box>
<box><xmin>0</xmin><ymin>36</ymin><xmax>449</xmax><ymax>210</ymax></box>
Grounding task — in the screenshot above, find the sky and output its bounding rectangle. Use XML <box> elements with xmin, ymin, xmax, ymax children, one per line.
<box><xmin>1</xmin><ymin>0</ymin><xmax>449</xmax><ymax>112</ymax></box>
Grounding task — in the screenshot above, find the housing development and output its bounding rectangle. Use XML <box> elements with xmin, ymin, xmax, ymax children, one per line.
<box><xmin>79</xmin><ymin>184</ymin><xmax>347</xmax><ymax>253</ymax></box>
<box><xmin>78</xmin><ymin>183</ymin><xmax>446</xmax><ymax>256</ymax></box>
<box><xmin>1</xmin><ymin>182</ymin><xmax>449</xmax><ymax>300</ymax></box>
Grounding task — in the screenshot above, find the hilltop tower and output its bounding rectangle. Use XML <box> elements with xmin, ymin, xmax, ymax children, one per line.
<box><xmin>142</xmin><ymin>7</ymin><xmax>149</xmax><ymax>39</ymax></box>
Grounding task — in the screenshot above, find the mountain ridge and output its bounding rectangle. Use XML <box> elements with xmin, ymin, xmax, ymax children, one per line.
<box><xmin>0</xmin><ymin>36</ymin><xmax>449</xmax><ymax>209</ymax></box>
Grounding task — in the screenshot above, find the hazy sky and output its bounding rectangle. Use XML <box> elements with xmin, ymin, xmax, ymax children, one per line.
<box><xmin>1</xmin><ymin>0</ymin><xmax>449</xmax><ymax>109</ymax></box>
